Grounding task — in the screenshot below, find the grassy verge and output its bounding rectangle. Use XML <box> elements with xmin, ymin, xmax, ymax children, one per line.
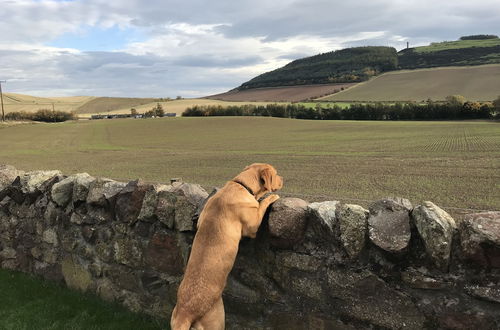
<box><xmin>0</xmin><ymin>268</ymin><xmax>165</xmax><ymax>330</ymax></box>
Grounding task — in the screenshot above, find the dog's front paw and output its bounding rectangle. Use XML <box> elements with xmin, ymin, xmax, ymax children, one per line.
<box><xmin>266</xmin><ymin>194</ymin><xmax>280</xmax><ymax>203</ymax></box>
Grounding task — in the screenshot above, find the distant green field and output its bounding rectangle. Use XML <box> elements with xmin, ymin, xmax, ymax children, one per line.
<box><xmin>320</xmin><ymin>64</ymin><xmax>500</xmax><ymax>102</ymax></box>
<box><xmin>414</xmin><ymin>39</ymin><xmax>500</xmax><ymax>53</ymax></box>
<box><xmin>1</xmin><ymin>117</ymin><xmax>498</xmax><ymax>215</ymax></box>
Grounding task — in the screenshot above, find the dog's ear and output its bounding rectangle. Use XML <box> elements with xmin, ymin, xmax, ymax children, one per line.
<box><xmin>260</xmin><ymin>167</ymin><xmax>274</xmax><ymax>191</ymax></box>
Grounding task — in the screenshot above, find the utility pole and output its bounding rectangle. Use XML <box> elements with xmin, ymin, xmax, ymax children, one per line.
<box><xmin>0</xmin><ymin>80</ymin><xmax>5</xmax><ymax>121</ymax></box>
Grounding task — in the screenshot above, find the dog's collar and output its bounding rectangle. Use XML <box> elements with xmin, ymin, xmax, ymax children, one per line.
<box><xmin>232</xmin><ymin>180</ymin><xmax>255</xmax><ymax>196</ymax></box>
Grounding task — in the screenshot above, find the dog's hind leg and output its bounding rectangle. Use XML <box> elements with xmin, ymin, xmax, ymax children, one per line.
<box><xmin>192</xmin><ymin>297</ymin><xmax>225</xmax><ymax>330</ymax></box>
<box><xmin>170</xmin><ymin>306</ymin><xmax>193</xmax><ymax>330</ymax></box>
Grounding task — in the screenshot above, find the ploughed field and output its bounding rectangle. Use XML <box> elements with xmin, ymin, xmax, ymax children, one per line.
<box><xmin>206</xmin><ymin>83</ymin><xmax>356</xmax><ymax>102</ymax></box>
<box><xmin>0</xmin><ymin>117</ymin><xmax>498</xmax><ymax>215</ymax></box>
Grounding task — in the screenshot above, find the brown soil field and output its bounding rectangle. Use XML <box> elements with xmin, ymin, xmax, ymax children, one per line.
<box><xmin>206</xmin><ymin>83</ymin><xmax>356</xmax><ymax>102</ymax></box>
<box><xmin>75</xmin><ymin>97</ymin><xmax>157</xmax><ymax>114</ymax></box>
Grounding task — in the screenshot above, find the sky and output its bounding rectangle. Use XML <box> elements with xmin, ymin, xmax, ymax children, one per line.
<box><xmin>0</xmin><ymin>0</ymin><xmax>499</xmax><ymax>98</ymax></box>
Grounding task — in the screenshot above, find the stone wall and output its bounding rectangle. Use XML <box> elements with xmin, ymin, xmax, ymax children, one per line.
<box><xmin>0</xmin><ymin>164</ymin><xmax>499</xmax><ymax>330</ymax></box>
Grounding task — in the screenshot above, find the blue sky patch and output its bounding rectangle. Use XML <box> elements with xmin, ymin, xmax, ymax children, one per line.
<box><xmin>48</xmin><ymin>25</ymin><xmax>143</xmax><ymax>51</ymax></box>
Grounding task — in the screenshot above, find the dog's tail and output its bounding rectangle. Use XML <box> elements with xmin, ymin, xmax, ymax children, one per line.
<box><xmin>170</xmin><ymin>306</ymin><xmax>193</xmax><ymax>330</ymax></box>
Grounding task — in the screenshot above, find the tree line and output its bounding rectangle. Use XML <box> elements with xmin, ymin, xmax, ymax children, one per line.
<box><xmin>459</xmin><ymin>35</ymin><xmax>498</xmax><ymax>40</ymax></box>
<box><xmin>398</xmin><ymin>45</ymin><xmax>500</xmax><ymax>69</ymax></box>
<box><xmin>183</xmin><ymin>97</ymin><xmax>499</xmax><ymax>121</ymax></box>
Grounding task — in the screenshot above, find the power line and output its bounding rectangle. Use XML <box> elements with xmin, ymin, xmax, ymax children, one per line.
<box><xmin>0</xmin><ymin>80</ymin><xmax>5</xmax><ymax>121</ymax></box>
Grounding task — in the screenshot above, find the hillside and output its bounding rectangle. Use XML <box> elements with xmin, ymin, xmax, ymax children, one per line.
<box><xmin>0</xmin><ymin>92</ymin><xmax>292</xmax><ymax>118</ymax></box>
<box><xmin>1</xmin><ymin>93</ymin><xmax>94</xmax><ymax>113</ymax></box>
<box><xmin>0</xmin><ymin>94</ymin><xmax>158</xmax><ymax>115</ymax></box>
<box><xmin>239</xmin><ymin>46</ymin><xmax>398</xmax><ymax>89</ymax></box>
<box><xmin>319</xmin><ymin>64</ymin><xmax>500</xmax><ymax>102</ymax></box>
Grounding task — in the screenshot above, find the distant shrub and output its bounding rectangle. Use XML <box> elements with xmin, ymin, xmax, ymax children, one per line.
<box><xmin>5</xmin><ymin>109</ymin><xmax>75</xmax><ymax>122</ymax></box>
<box><xmin>144</xmin><ymin>103</ymin><xmax>165</xmax><ymax>117</ymax></box>
<box><xmin>32</xmin><ymin>109</ymin><xmax>76</xmax><ymax>122</ymax></box>
<box><xmin>5</xmin><ymin>111</ymin><xmax>28</xmax><ymax>121</ymax></box>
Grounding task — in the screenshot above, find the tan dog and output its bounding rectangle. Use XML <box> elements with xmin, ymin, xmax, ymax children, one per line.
<box><xmin>170</xmin><ymin>163</ymin><xmax>283</xmax><ymax>330</ymax></box>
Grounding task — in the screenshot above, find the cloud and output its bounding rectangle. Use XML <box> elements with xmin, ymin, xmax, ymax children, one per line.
<box><xmin>0</xmin><ymin>0</ymin><xmax>499</xmax><ymax>97</ymax></box>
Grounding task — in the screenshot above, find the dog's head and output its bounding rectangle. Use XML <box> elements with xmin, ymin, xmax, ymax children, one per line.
<box><xmin>237</xmin><ymin>163</ymin><xmax>283</xmax><ymax>197</ymax></box>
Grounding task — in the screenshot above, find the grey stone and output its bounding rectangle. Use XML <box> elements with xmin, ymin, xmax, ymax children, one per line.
<box><xmin>155</xmin><ymin>190</ymin><xmax>177</xmax><ymax>228</ymax></box>
<box><xmin>115</xmin><ymin>179</ymin><xmax>149</xmax><ymax>224</ymax></box>
<box><xmin>465</xmin><ymin>285</ymin><xmax>500</xmax><ymax>304</ymax></box>
<box><xmin>268</xmin><ymin>197</ymin><xmax>308</xmax><ymax>248</ymax></box>
<box><xmin>138</xmin><ymin>184</ymin><xmax>169</xmax><ymax>223</ymax></box>
<box><xmin>145</xmin><ymin>232</ymin><xmax>184</xmax><ymax>275</ymax></box>
<box><xmin>0</xmin><ymin>196</ymin><xmax>11</xmax><ymax>212</ymax></box>
<box><xmin>460</xmin><ymin>211</ymin><xmax>500</xmax><ymax>268</ymax></box>
<box><xmin>97</xmin><ymin>278</ymin><xmax>118</xmax><ymax>302</ymax></box>
<box><xmin>20</xmin><ymin>170</ymin><xmax>61</xmax><ymax>194</ymax></box>
<box><xmin>61</xmin><ymin>256</ymin><xmax>92</xmax><ymax>292</ymax></box>
<box><xmin>113</xmin><ymin>238</ymin><xmax>143</xmax><ymax>267</ymax></box>
<box><xmin>308</xmin><ymin>201</ymin><xmax>340</xmax><ymax>232</ymax></box>
<box><xmin>2</xmin><ymin>259</ymin><xmax>18</xmax><ymax>270</ymax></box>
<box><xmin>70</xmin><ymin>212</ymin><xmax>84</xmax><ymax>225</ymax></box>
<box><xmin>412</xmin><ymin>201</ymin><xmax>456</xmax><ymax>269</ymax></box>
<box><xmin>174</xmin><ymin>196</ymin><xmax>198</xmax><ymax>231</ymax></box>
<box><xmin>42</xmin><ymin>228</ymin><xmax>58</xmax><ymax>246</ymax></box>
<box><xmin>0</xmin><ymin>247</ymin><xmax>17</xmax><ymax>259</ymax></box>
<box><xmin>438</xmin><ymin>312</ymin><xmax>497</xmax><ymax>330</ymax></box>
<box><xmin>338</xmin><ymin>204</ymin><xmax>369</xmax><ymax>258</ymax></box>
<box><xmin>121</xmin><ymin>291</ymin><xmax>143</xmax><ymax>313</ymax></box>
<box><xmin>224</xmin><ymin>277</ymin><xmax>261</xmax><ymax>304</ymax></box>
<box><xmin>51</xmin><ymin>175</ymin><xmax>76</xmax><ymax>207</ymax></box>
<box><xmin>87</xmin><ymin>207</ymin><xmax>113</xmax><ymax>224</ymax></box>
<box><xmin>289</xmin><ymin>274</ymin><xmax>323</xmax><ymax>300</ymax></box>
<box><xmin>0</xmin><ymin>164</ymin><xmax>23</xmax><ymax>190</ymax></box>
<box><xmin>401</xmin><ymin>268</ymin><xmax>447</xmax><ymax>290</ymax></box>
<box><xmin>87</xmin><ymin>178</ymin><xmax>126</xmax><ymax>206</ymax></box>
<box><xmin>275</xmin><ymin>251</ymin><xmax>322</xmax><ymax>272</ymax></box>
<box><xmin>72</xmin><ymin>173</ymin><xmax>95</xmax><ymax>202</ymax></box>
<box><xmin>42</xmin><ymin>249</ymin><xmax>58</xmax><ymax>264</ymax></box>
<box><xmin>168</xmin><ymin>182</ymin><xmax>208</xmax><ymax>207</ymax></box>
<box><xmin>170</xmin><ymin>182</ymin><xmax>208</xmax><ymax>231</ymax></box>
<box><xmin>368</xmin><ymin>198</ymin><xmax>412</xmax><ymax>253</ymax></box>
<box><xmin>327</xmin><ymin>268</ymin><xmax>425</xmax><ymax>329</ymax></box>
<box><xmin>44</xmin><ymin>202</ymin><xmax>60</xmax><ymax>226</ymax></box>
<box><xmin>30</xmin><ymin>246</ymin><xmax>42</xmax><ymax>259</ymax></box>
<box><xmin>95</xmin><ymin>242</ymin><xmax>114</xmax><ymax>263</ymax></box>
